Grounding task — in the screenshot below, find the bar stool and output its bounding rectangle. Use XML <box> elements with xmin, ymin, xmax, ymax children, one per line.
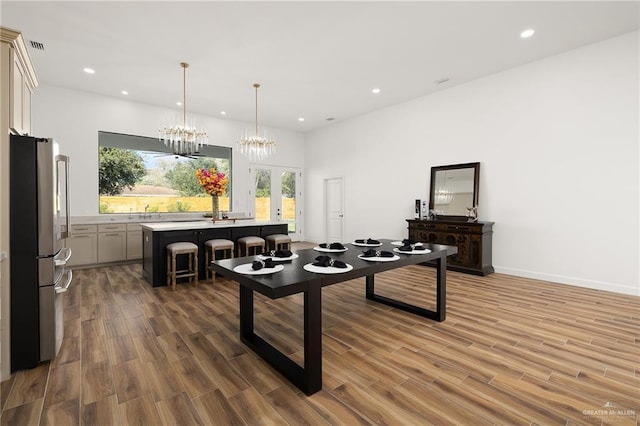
<box><xmin>166</xmin><ymin>242</ymin><xmax>198</xmax><ymax>291</ymax></box>
<box><xmin>237</xmin><ymin>236</ymin><xmax>265</xmax><ymax>257</ymax></box>
<box><xmin>204</xmin><ymin>239</ymin><xmax>234</xmax><ymax>283</ymax></box>
<box><xmin>265</xmin><ymin>234</ymin><xmax>292</xmax><ymax>251</ymax></box>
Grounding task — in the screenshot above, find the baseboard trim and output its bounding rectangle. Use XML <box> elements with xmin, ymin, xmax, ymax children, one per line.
<box><xmin>494</xmin><ymin>266</ymin><xmax>639</xmax><ymax>296</ymax></box>
<box><xmin>69</xmin><ymin>259</ymin><xmax>142</xmax><ymax>270</ymax></box>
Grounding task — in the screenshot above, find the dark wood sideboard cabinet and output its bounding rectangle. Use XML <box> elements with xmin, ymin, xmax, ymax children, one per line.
<box><xmin>406</xmin><ymin>219</ymin><xmax>494</xmax><ymax>276</ymax></box>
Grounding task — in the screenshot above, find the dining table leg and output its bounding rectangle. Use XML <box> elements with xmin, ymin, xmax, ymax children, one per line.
<box><xmin>238</xmin><ymin>279</ymin><xmax>323</xmax><ymax>395</ymax></box>
<box><xmin>303</xmin><ymin>279</ymin><xmax>322</xmax><ymax>394</ymax></box>
<box><xmin>364</xmin><ymin>251</ymin><xmax>447</xmax><ymax>322</ymax></box>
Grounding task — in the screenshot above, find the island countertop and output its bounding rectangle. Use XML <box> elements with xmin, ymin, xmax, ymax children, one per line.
<box><xmin>141</xmin><ymin>219</ymin><xmax>283</xmax><ymax>232</ymax></box>
<box><xmin>141</xmin><ymin>220</ymin><xmax>289</xmax><ymax>286</ymax></box>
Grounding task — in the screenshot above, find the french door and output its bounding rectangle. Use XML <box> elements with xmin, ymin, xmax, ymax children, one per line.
<box><xmin>249</xmin><ymin>166</ymin><xmax>302</xmax><ymax>241</ymax></box>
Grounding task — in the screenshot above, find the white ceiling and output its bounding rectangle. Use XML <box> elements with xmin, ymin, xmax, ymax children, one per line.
<box><xmin>1</xmin><ymin>1</ymin><xmax>638</xmax><ymax>133</ymax></box>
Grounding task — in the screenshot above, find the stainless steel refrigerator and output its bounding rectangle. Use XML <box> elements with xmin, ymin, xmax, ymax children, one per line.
<box><xmin>9</xmin><ymin>134</ymin><xmax>72</xmax><ymax>372</ymax></box>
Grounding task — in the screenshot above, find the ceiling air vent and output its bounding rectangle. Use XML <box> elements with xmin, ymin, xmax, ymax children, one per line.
<box><xmin>29</xmin><ymin>40</ymin><xmax>45</xmax><ymax>51</ymax></box>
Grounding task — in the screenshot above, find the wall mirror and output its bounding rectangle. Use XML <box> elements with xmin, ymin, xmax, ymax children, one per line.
<box><xmin>429</xmin><ymin>162</ymin><xmax>480</xmax><ymax>221</ymax></box>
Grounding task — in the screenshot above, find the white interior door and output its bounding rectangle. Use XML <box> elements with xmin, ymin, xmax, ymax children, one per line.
<box><xmin>325</xmin><ymin>177</ymin><xmax>344</xmax><ymax>243</ymax></box>
<box><xmin>249</xmin><ymin>166</ymin><xmax>302</xmax><ymax>241</ymax></box>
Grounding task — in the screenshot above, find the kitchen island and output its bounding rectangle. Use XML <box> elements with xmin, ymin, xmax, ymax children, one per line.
<box><xmin>141</xmin><ymin>220</ymin><xmax>288</xmax><ymax>287</ymax></box>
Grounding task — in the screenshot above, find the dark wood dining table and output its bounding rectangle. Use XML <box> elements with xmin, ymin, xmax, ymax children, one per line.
<box><xmin>209</xmin><ymin>239</ymin><xmax>457</xmax><ymax>395</ymax></box>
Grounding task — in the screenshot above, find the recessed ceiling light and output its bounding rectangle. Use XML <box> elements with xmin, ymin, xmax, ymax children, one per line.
<box><xmin>220</xmin><ymin>111</ymin><xmax>226</xmax><ymax>115</ymax></box>
<box><xmin>520</xmin><ymin>29</ymin><xmax>535</xmax><ymax>38</ymax></box>
<box><xmin>176</xmin><ymin>101</ymin><xmax>182</xmax><ymax>106</ymax></box>
<box><xmin>298</xmin><ymin>117</ymin><xmax>305</xmax><ymax>122</ymax></box>
<box><xmin>371</xmin><ymin>88</ymin><xmax>381</xmax><ymax>94</ymax></box>
<box><xmin>121</xmin><ymin>90</ymin><xmax>128</xmax><ymax>95</ymax></box>
<box><xmin>83</xmin><ymin>68</ymin><xmax>95</xmax><ymax>74</ymax></box>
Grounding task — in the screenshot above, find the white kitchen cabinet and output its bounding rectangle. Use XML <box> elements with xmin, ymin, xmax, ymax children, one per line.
<box><xmin>97</xmin><ymin>224</ymin><xmax>126</xmax><ymax>263</ymax></box>
<box><xmin>65</xmin><ymin>222</ymin><xmax>144</xmax><ymax>266</ymax></box>
<box><xmin>126</xmin><ymin>223</ymin><xmax>142</xmax><ymax>260</ymax></box>
<box><xmin>2</xmin><ymin>28</ymin><xmax>37</xmax><ymax>136</ymax></box>
<box><xmin>66</xmin><ymin>225</ymin><xmax>98</xmax><ymax>267</ymax></box>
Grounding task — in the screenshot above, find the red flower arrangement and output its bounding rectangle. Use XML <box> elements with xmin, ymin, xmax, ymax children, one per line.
<box><xmin>195</xmin><ymin>168</ymin><xmax>228</xmax><ymax>196</ymax></box>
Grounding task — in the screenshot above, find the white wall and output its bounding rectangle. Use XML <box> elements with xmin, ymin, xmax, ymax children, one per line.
<box><xmin>32</xmin><ymin>86</ymin><xmax>305</xmax><ymax>217</ymax></box>
<box><xmin>30</xmin><ymin>32</ymin><xmax>639</xmax><ymax>296</ymax></box>
<box><xmin>305</xmin><ymin>32</ymin><xmax>639</xmax><ymax>296</ymax></box>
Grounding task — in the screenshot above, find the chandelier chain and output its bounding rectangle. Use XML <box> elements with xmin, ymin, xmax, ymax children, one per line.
<box><xmin>182</xmin><ymin>62</ymin><xmax>187</xmax><ymax>129</ymax></box>
<box><xmin>254</xmin><ymin>83</ymin><xmax>259</xmax><ymax>136</ymax></box>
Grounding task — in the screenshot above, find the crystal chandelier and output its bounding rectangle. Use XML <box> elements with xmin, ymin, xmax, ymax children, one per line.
<box><xmin>159</xmin><ymin>62</ymin><xmax>207</xmax><ymax>155</ymax></box>
<box><xmin>238</xmin><ymin>83</ymin><xmax>276</xmax><ymax>161</ymax></box>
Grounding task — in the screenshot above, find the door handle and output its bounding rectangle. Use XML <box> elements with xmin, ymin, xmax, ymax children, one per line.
<box><xmin>339</xmin><ymin>214</ymin><xmax>344</xmax><ymax>218</ymax></box>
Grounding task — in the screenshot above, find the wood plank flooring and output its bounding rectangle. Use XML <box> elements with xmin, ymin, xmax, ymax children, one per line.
<box><xmin>2</xmin><ymin>244</ymin><xmax>639</xmax><ymax>425</ymax></box>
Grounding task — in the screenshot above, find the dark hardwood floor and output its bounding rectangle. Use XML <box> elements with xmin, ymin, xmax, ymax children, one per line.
<box><xmin>1</xmin><ymin>244</ymin><xmax>638</xmax><ymax>425</ymax></box>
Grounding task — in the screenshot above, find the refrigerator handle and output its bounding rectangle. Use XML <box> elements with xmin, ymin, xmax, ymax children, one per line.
<box><xmin>54</xmin><ymin>248</ymin><xmax>72</xmax><ymax>266</ymax></box>
<box><xmin>56</xmin><ymin>155</ymin><xmax>71</xmax><ymax>239</ymax></box>
<box><xmin>54</xmin><ymin>270</ymin><xmax>73</xmax><ymax>294</ymax></box>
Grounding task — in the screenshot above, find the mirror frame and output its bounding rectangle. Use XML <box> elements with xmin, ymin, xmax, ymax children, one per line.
<box><xmin>428</xmin><ymin>162</ymin><xmax>480</xmax><ymax>221</ymax></box>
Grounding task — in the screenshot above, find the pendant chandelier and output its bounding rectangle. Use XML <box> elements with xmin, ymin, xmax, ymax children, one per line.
<box><xmin>159</xmin><ymin>62</ymin><xmax>207</xmax><ymax>155</ymax></box>
<box><xmin>238</xmin><ymin>83</ymin><xmax>276</xmax><ymax>161</ymax></box>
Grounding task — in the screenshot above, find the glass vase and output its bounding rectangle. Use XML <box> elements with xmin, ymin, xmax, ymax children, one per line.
<box><xmin>211</xmin><ymin>195</ymin><xmax>219</xmax><ymax>222</ymax></box>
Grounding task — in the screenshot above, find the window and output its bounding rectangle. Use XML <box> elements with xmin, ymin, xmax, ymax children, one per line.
<box><xmin>98</xmin><ymin>131</ymin><xmax>232</xmax><ymax>214</ymax></box>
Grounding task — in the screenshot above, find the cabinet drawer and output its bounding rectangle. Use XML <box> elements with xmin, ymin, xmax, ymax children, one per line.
<box><xmin>410</xmin><ymin>221</ymin><xmax>439</xmax><ymax>230</ymax></box>
<box><xmin>445</xmin><ymin>225</ymin><xmax>472</xmax><ymax>232</ymax></box>
<box><xmin>98</xmin><ymin>223</ymin><xmax>127</xmax><ymax>232</ymax></box>
<box><xmin>410</xmin><ymin>221</ymin><xmax>480</xmax><ymax>233</ymax></box>
<box><xmin>70</xmin><ymin>224</ymin><xmax>97</xmax><ymax>234</ymax></box>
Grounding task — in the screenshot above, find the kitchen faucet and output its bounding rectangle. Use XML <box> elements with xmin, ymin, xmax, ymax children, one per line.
<box><xmin>139</xmin><ymin>204</ymin><xmax>151</xmax><ymax>219</ymax></box>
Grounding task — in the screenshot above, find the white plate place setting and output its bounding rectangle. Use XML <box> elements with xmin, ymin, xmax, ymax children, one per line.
<box><xmin>351</xmin><ymin>238</ymin><xmax>383</xmax><ymax>247</ymax></box>
<box><xmin>233</xmin><ymin>260</ymin><xmax>285</xmax><ymax>275</ymax></box>
<box><xmin>303</xmin><ymin>255</ymin><xmax>353</xmax><ymax>274</ymax></box>
<box><xmin>393</xmin><ymin>245</ymin><xmax>431</xmax><ymax>255</ymax></box>
<box><xmin>390</xmin><ymin>240</ymin><xmax>423</xmax><ymax>247</ymax></box>
<box><xmin>256</xmin><ymin>250</ymin><xmax>299</xmax><ymax>262</ymax></box>
<box><xmin>313</xmin><ymin>243</ymin><xmax>348</xmax><ymax>253</ymax></box>
<box><xmin>357</xmin><ymin>249</ymin><xmax>400</xmax><ymax>262</ymax></box>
